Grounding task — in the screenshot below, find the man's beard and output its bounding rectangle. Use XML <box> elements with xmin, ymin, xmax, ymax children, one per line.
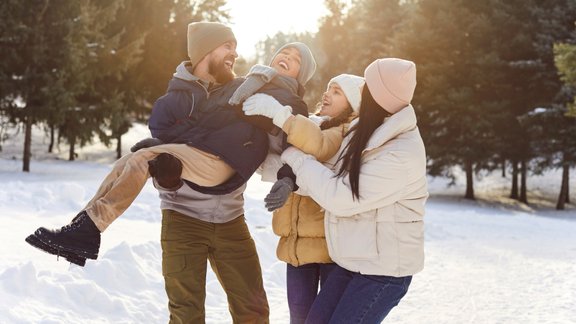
<box><xmin>209</xmin><ymin>56</ymin><xmax>235</xmax><ymax>84</ymax></box>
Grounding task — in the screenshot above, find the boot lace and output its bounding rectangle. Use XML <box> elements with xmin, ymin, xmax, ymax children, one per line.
<box><xmin>61</xmin><ymin>215</ymin><xmax>85</xmax><ymax>233</ymax></box>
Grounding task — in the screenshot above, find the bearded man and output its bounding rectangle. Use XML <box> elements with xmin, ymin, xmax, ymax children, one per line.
<box><xmin>146</xmin><ymin>22</ymin><xmax>270</xmax><ymax>323</ymax></box>
<box><xmin>24</xmin><ymin>22</ymin><xmax>270</xmax><ymax>323</ymax></box>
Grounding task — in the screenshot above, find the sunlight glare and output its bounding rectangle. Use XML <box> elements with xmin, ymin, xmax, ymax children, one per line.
<box><xmin>224</xmin><ymin>0</ymin><xmax>329</xmax><ymax>58</ymax></box>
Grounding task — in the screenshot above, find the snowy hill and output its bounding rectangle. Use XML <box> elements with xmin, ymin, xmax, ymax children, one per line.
<box><xmin>0</xmin><ymin>124</ymin><xmax>574</xmax><ymax>323</ymax></box>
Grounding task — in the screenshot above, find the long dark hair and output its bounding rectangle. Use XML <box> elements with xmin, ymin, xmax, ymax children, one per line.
<box><xmin>318</xmin><ymin>106</ymin><xmax>354</xmax><ymax>130</ymax></box>
<box><xmin>335</xmin><ymin>86</ymin><xmax>391</xmax><ymax>200</ymax></box>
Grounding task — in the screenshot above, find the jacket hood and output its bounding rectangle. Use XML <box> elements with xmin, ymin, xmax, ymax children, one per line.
<box><xmin>174</xmin><ymin>61</ymin><xmax>197</xmax><ymax>81</ymax></box>
<box><xmin>167</xmin><ymin>61</ymin><xmax>201</xmax><ymax>92</ymax></box>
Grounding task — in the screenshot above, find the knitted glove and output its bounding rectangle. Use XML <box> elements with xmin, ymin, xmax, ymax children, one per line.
<box><xmin>243</xmin><ymin>93</ymin><xmax>293</xmax><ymax>128</ymax></box>
<box><xmin>228</xmin><ymin>75</ymin><xmax>267</xmax><ymax>105</ymax></box>
<box><xmin>281</xmin><ymin>146</ymin><xmax>315</xmax><ymax>172</ymax></box>
<box><xmin>148</xmin><ymin>153</ymin><xmax>183</xmax><ymax>190</ymax></box>
<box><xmin>229</xmin><ymin>65</ymin><xmax>278</xmax><ymax>105</ymax></box>
<box><xmin>131</xmin><ymin>138</ymin><xmax>164</xmax><ymax>152</ymax></box>
<box><xmin>264</xmin><ymin>177</ymin><xmax>295</xmax><ymax>212</ymax></box>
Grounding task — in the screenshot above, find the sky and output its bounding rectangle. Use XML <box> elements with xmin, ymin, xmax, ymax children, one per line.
<box><xmin>0</xmin><ymin>124</ymin><xmax>575</xmax><ymax>323</ymax></box>
<box><xmin>223</xmin><ymin>0</ymin><xmax>330</xmax><ymax>58</ymax></box>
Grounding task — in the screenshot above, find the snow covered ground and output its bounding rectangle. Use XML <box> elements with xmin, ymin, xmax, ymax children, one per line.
<box><xmin>0</xmin><ymin>124</ymin><xmax>575</xmax><ymax>323</ymax></box>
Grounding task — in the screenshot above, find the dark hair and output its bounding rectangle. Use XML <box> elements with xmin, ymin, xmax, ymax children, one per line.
<box><xmin>318</xmin><ymin>106</ymin><xmax>354</xmax><ymax>130</ymax></box>
<box><xmin>335</xmin><ymin>86</ymin><xmax>391</xmax><ymax>200</ymax></box>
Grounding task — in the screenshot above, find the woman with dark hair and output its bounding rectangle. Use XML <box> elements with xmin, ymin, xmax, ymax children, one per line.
<box><xmin>277</xmin><ymin>58</ymin><xmax>428</xmax><ymax>323</ymax></box>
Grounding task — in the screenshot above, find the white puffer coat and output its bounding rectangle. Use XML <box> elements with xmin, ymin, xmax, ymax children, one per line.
<box><xmin>282</xmin><ymin>105</ymin><xmax>428</xmax><ymax>276</ymax></box>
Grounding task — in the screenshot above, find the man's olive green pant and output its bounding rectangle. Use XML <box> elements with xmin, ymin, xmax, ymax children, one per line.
<box><xmin>161</xmin><ymin>210</ymin><xmax>269</xmax><ymax>324</ymax></box>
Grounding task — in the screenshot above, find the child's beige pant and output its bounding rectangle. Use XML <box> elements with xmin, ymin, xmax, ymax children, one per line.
<box><xmin>83</xmin><ymin>144</ymin><xmax>235</xmax><ymax>231</ymax></box>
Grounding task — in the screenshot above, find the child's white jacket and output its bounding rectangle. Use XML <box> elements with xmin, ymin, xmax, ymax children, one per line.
<box><xmin>282</xmin><ymin>105</ymin><xmax>428</xmax><ymax>276</ymax></box>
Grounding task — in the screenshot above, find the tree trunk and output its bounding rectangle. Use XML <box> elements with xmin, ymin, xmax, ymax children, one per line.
<box><xmin>566</xmin><ymin>168</ymin><xmax>570</xmax><ymax>204</ymax></box>
<box><xmin>68</xmin><ymin>137</ymin><xmax>76</xmax><ymax>161</ymax></box>
<box><xmin>116</xmin><ymin>134</ymin><xmax>122</xmax><ymax>159</ymax></box>
<box><xmin>501</xmin><ymin>158</ymin><xmax>506</xmax><ymax>177</ymax></box>
<box><xmin>510</xmin><ymin>160</ymin><xmax>518</xmax><ymax>199</ymax></box>
<box><xmin>464</xmin><ymin>160</ymin><xmax>475</xmax><ymax>200</ymax></box>
<box><xmin>556</xmin><ymin>163</ymin><xmax>569</xmax><ymax>210</ymax></box>
<box><xmin>23</xmin><ymin>116</ymin><xmax>32</xmax><ymax>172</ymax></box>
<box><xmin>48</xmin><ymin>124</ymin><xmax>55</xmax><ymax>153</ymax></box>
<box><xmin>519</xmin><ymin>160</ymin><xmax>528</xmax><ymax>204</ymax></box>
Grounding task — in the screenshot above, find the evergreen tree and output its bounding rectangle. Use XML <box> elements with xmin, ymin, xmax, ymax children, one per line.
<box><xmin>549</xmin><ymin>28</ymin><xmax>576</xmax><ymax>209</ymax></box>
<box><xmin>519</xmin><ymin>101</ymin><xmax>576</xmax><ymax>210</ymax></box>
<box><xmin>0</xmin><ymin>0</ymin><xmax>86</xmax><ymax>170</ymax></box>
<box><xmin>89</xmin><ymin>0</ymin><xmax>149</xmax><ymax>158</ymax></box>
<box><xmin>0</xmin><ymin>0</ymin><xmax>24</xmax><ymax>151</ymax></box>
<box><xmin>491</xmin><ymin>0</ymin><xmax>576</xmax><ymax>203</ymax></box>
<box><xmin>54</xmin><ymin>0</ymin><xmax>128</xmax><ymax>161</ymax></box>
<box><xmin>346</xmin><ymin>0</ymin><xmax>408</xmax><ymax>72</ymax></box>
<box><xmin>555</xmin><ymin>36</ymin><xmax>576</xmax><ymax>116</ymax></box>
<box><xmin>393</xmin><ymin>0</ymin><xmax>502</xmax><ymax>199</ymax></box>
<box><xmin>312</xmin><ymin>0</ymin><xmax>408</xmax><ymax>106</ymax></box>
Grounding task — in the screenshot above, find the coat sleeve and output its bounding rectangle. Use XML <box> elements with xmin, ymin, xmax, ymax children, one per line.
<box><xmin>148</xmin><ymin>92</ymin><xmax>195</xmax><ymax>142</ymax></box>
<box><xmin>291</xmin><ymin>151</ymin><xmax>409</xmax><ymax>216</ymax></box>
<box><xmin>282</xmin><ymin>115</ymin><xmax>346</xmax><ymax>162</ymax></box>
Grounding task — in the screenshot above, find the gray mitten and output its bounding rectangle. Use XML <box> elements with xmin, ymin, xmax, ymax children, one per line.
<box><xmin>264</xmin><ymin>177</ymin><xmax>295</xmax><ymax>212</ymax></box>
<box><xmin>229</xmin><ymin>64</ymin><xmax>278</xmax><ymax>105</ymax></box>
<box><xmin>229</xmin><ymin>75</ymin><xmax>267</xmax><ymax>105</ymax></box>
<box><xmin>131</xmin><ymin>138</ymin><xmax>163</xmax><ymax>152</ymax></box>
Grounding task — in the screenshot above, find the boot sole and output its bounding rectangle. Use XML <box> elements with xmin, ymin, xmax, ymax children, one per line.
<box><xmin>25</xmin><ymin>234</ymin><xmax>87</xmax><ymax>267</ymax></box>
<box><xmin>32</xmin><ymin>228</ymin><xmax>99</xmax><ymax>260</ymax></box>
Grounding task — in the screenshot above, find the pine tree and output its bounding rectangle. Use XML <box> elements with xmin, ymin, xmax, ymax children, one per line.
<box><xmin>549</xmin><ymin>28</ymin><xmax>576</xmax><ymax>209</ymax></box>
<box><xmin>89</xmin><ymin>0</ymin><xmax>149</xmax><ymax>158</ymax></box>
<box><xmin>0</xmin><ymin>0</ymin><xmax>24</xmax><ymax>151</ymax></box>
<box><xmin>555</xmin><ymin>37</ymin><xmax>576</xmax><ymax>117</ymax></box>
<box><xmin>392</xmin><ymin>0</ymin><xmax>503</xmax><ymax>199</ymax></box>
<box><xmin>53</xmin><ymin>0</ymin><xmax>129</xmax><ymax>161</ymax></box>
<box><xmin>346</xmin><ymin>0</ymin><xmax>407</xmax><ymax>71</ymax></box>
<box><xmin>0</xmin><ymin>0</ymin><xmax>86</xmax><ymax>170</ymax></box>
<box><xmin>312</xmin><ymin>0</ymin><xmax>408</xmax><ymax>104</ymax></box>
<box><xmin>490</xmin><ymin>0</ymin><xmax>576</xmax><ymax>203</ymax></box>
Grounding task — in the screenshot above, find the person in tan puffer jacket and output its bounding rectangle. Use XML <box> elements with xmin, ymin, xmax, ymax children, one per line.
<box><xmin>244</xmin><ymin>74</ymin><xmax>364</xmax><ymax>323</ymax></box>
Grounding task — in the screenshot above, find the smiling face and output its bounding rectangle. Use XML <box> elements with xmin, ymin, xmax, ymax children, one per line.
<box><xmin>319</xmin><ymin>83</ymin><xmax>351</xmax><ymax>118</ymax></box>
<box><xmin>203</xmin><ymin>40</ymin><xmax>238</xmax><ymax>83</ymax></box>
<box><xmin>270</xmin><ymin>47</ymin><xmax>302</xmax><ymax>79</ymax></box>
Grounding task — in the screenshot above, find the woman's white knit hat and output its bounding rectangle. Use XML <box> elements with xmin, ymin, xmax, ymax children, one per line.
<box><xmin>328</xmin><ymin>74</ymin><xmax>365</xmax><ymax>113</ymax></box>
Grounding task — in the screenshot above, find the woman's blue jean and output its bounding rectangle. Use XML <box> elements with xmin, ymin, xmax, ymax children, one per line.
<box><xmin>304</xmin><ymin>264</ymin><xmax>412</xmax><ymax>324</ymax></box>
<box><xmin>287</xmin><ymin>263</ymin><xmax>337</xmax><ymax>324</ymax></box>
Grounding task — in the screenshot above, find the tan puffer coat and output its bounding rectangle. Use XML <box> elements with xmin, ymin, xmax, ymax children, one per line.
<box><xmin>273</xmin><ymin>114</ymin><xmax>355</xmax><ymax>266</ymax></box>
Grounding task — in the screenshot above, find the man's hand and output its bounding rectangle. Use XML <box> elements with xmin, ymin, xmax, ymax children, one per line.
<box><xmin>131</xmin><ymin>138</ymin><xmax>164</xmax><ymax>152</ymax></box>
<box><xmin>242</xmin><ymin>93</ymin><xmax>293</xmax><ymax>128</ymax></box>
<box><xmin>148</xmin><ymin>153</ymin><xmax>183</xmax><ymax>190</ymax></box>
<box><xmin>264</xmin><ymin>177</ymin><xmax>295</xmax><ymax>212</ymax></box>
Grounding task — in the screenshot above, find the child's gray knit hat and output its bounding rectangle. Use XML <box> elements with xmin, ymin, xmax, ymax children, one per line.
<box><xmin>270</xmin><ymin>42</ymin><xmax>316</xmax><ymax>85</ymax></box>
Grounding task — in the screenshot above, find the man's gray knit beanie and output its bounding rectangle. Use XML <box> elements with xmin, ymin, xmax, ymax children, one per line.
<box><xmin>187</xmin><ymin>22</ymin><xmax>236</xmax><ymax>68</ymax></box>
